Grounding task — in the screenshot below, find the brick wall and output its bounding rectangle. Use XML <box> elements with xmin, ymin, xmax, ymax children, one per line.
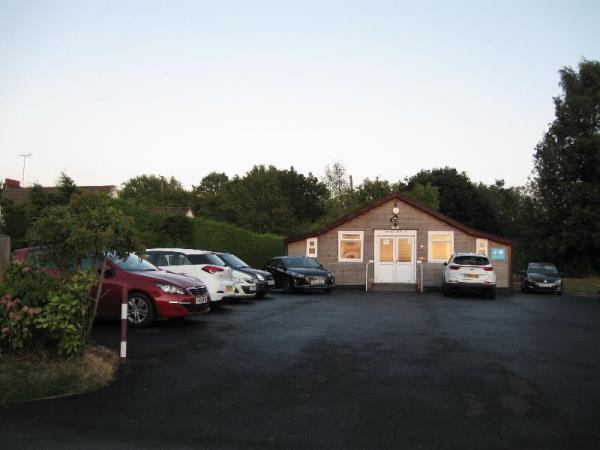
<box><xmin>287</xmin><ymin>199</ymin><xmax>510</xmax><ymax>288</ymax></box>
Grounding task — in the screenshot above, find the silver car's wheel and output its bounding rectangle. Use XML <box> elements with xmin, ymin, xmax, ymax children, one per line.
<box><xmin>128</xmin><ymin>293</ymin><xmax>154</xmax><ymax>328</ymax></box>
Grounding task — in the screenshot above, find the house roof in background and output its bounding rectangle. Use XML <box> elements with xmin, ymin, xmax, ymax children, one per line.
<box><xmin>149</xmin><ymin>206</ymin><xmax>195</xmax><ymax>218</ymax></box>
<box><xmin>285</xmin><ymin>192</ymin><xmax>512</xmax><ymax>245</ymax></box>
<box><xmin>0</xmin><ymin>182</ymin><xmax>116</xmax><ymax>205</ymax></box>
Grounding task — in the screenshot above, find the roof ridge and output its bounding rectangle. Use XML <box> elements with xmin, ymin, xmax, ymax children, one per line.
<box><xmin>286</xmin><ymin>192</ymin><xmax>511</xmax><ymax>245</ymax></box>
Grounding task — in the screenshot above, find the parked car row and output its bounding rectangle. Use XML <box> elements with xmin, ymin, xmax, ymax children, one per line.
<box><xmin>441</xmin><ymin>253</ymin><xmax>565</xmax><ymax>299</ymax></box>
<box><xmin>12</xmin><ymin>247</ymin><xmax>335</xmax><ymax>328</ymax></box>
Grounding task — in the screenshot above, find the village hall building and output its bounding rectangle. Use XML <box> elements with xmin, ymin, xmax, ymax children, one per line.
<box><xmin>285</xmin><ymin>193</ymin><xmax>512</xmax><ymax>291</ymax></box>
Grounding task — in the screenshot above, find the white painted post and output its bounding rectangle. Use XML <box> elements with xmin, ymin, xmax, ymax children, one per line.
<box><xmin>365</xmin><ymin>260</ymin><xmax>374</xmax><ymax>292</ymax></box>
<box><xmin>120</xmin><ymin>285</ymin><xmax>128</xmax><ymax>363</ymax></box>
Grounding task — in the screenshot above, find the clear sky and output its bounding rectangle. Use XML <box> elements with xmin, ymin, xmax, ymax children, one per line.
<box><xmin>1</xmin><ymin>0</ymin><xmax>599</xmax><ymax>189</ymax></box>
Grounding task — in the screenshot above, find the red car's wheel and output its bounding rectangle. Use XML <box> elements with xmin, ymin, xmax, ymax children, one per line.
<box><xmin>128</xmin><ymin>292</ymin><xmax>155</xmax><ymax>328</ymax></box>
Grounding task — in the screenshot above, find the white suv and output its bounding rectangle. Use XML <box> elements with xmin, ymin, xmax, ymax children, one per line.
<box><xmin>442</xmin><ymin>253</ymin><xmax>496</xmax><ymax>299</ymax></box>
<box><xmin>145</xmin><ymin>248</ymin><xmax>235</xmax><ymax>307</ymax></box>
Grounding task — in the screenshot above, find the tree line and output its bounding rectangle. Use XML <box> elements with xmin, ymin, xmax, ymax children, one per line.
<box><xmin>1</xmin><ymin>60</ymin><xmax>598</xmax><ymax>274</ymax></box>
<box><xmin>113</xmin><ymin>162</ymin><xmax>539</xmax><ymax>271</ymax></box>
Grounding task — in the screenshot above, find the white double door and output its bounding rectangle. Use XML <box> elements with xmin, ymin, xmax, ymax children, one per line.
<box><xmin>374</xmin><ymin>231</ymin><xmax>416</xmax><ymax>283</ymax></box>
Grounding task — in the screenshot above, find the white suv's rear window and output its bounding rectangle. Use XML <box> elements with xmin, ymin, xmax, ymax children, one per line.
<box><xmin>453</xmin><ymin>256</ymin><xmax>490</xmax><ymax>266</ymax></box>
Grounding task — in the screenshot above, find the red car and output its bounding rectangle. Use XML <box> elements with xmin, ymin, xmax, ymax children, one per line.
<box><xmin>13</xmin><ymin>248</ymin><xmax>210</xmax><ymax>327</ymax></box>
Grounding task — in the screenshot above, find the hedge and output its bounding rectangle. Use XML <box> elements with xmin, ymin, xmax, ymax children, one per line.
<box><xmin>113</xmin><ymin>200</ymin><xmax>284</xmax><ymax>268</ymax></box>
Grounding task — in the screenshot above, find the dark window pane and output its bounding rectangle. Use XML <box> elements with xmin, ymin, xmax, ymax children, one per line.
<box><xmin>453</xmin><ymin>256</ymin><xmax>490</xmax><ymax>266</ymax></box>
<box><xmin>218</xmin><ymin>253</ymin><xmax>248</xmax><ymax>268</ymax></box>
<box><xmin>284</xmin><ymin>257</ymin><xmax>322</xmax><ymax>269</ymax></box>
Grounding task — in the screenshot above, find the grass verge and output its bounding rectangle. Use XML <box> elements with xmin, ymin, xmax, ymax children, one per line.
<box><xmin>563</xmin><ymin>276</ymin><xmax>600</xmax><ymax>297</ymax></box>
<box><xmin>0</xmin><ymin>345</ymin><xmax>118</xmax><ymax>403</ymax></box>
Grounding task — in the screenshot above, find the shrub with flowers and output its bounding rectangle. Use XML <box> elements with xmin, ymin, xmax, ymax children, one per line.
<box><xmin>0</xmin><ymin>261</ymin><xmax>59</xmax><ymax>308</ymax></box>
<box><xmin>0</xmin><ymin>263</ymin><xmax>94</xmax><ymax>356</ymax></box>
<box><xmin>0</xmin><ymin>293</ymin><xmax>43</xmax><ymax>351</ymax></box>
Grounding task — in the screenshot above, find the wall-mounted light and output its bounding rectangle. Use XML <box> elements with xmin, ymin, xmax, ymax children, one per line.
<box><xmin>390</xmin><ymin>203</ymin><xmax>399</xmax><ymax>229</ymax></box>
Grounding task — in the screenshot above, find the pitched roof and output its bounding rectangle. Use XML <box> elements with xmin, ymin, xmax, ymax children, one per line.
<box><xmin>149</xmin><ymin>206</ymin><xmax>195</xmax><ymax>218</ymax></box>
<box><xmin>286</xmin><ymin>192</ymin><xmax>511</xmax><ymax>245</ymax></box>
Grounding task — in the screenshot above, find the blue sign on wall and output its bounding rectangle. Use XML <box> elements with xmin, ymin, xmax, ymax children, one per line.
<box><xmin>490</xmin><ymin>247</ymin><xmax>506</xmax><ymax>261</ymax></box>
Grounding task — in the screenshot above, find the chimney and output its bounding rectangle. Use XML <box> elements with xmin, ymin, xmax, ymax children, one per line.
<box><xmin>4</xmin><ymin>178</ymin><xmax>21</xmax><ymax>188</ymax></box>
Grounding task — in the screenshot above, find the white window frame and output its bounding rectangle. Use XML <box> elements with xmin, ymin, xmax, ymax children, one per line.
<box><xmin>428</xmin><ymin>231</ymin><xmax>454</xmax><ymax>263</ymax></box>
<box><xmin>476</xmin><ymin>238</ymin><xmax>488</xmax><ymax>256</ymax></box>
<box><xmin>306</xmin><ymin>237</ymin><xmax>318</xmax><ymax>257</ymax></box>
<box><xmin>338</xmin><ymin>231</ymin><xmax>364</xmax><ymax>263</ymax></box>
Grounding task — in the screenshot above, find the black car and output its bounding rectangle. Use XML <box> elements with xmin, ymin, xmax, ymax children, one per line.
<box><xmin>521</xmin><ymin>262</ymin><xmax>562</xmax><ymax>295</ymax></box>
<box><xmin>263</xmin><ymin>256</ymin><xmax>335</xmax><ymax>294</ymax></box>
<box><xmin>214</xmin><ymin>252</ymin><xmax>275</xmax><ymax>298</ymax></box>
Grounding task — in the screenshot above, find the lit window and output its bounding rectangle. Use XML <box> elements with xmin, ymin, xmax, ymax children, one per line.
<box><xmin>338</xmin><ymin>231</ymin><xmax>364</xmax><ymax>262</ymax></box>
<box><xmin>397</xmin><ymin>238</ymin><xmax>413</xmax><ymax>263</ymax></box>
<box><xmin>428</xmin><ymin>231</ymin><xmax>454</xmax><ymax>263</ymax></box>
<box><xmin>306</xmin><ymin>238</ymin><xmax>318</xmax><ymax>257</ymax></box>
<box><xmin>379</xmin><ymin>238</ymin><xmax>393</xmax><ymax>262</ymax></box>
<box><xmin>476</xmin><ymin>238</ymin><xmax>488</xmax><ymax>256</ymax></box>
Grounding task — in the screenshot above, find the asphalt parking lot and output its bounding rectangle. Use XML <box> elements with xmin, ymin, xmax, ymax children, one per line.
<box><xmin>1</xmin><ymin>289</ymin><xmax>600</xmax><ymax>449</ymax></box>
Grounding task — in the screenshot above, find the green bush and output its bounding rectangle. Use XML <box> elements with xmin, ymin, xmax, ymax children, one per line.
<box><xmin>0</xmin><ymin>264</ymin><xmax>95</xmax><ymax>357</ymax></box>
<box><xmin>36</xmin><ymin>271</ymin><xmax>95</xmax><ymax>357</ymax></box>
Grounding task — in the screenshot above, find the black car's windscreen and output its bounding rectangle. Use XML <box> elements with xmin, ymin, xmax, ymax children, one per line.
<box><xmin>285</xmin><ymin>257</ymin><xmax>323</xmax><ymax>269</ymax></box>
<box><xmin>453</xmin><ymin>256</ymin><xmax>490</xmax><ymax>266</ymax></box>
<box><xmin>218</xmin><ymin>253</ymin><xmax>248</xmax><ymax>269</ymax></box>
<box><xmin>111</xmin><ymin>254</ymin><xmax>157</xmax><ymax>272</ymax></box>
<box><xmin>187</xmin><ymin>254</ymin><xmax>226</xmax><ymax>266</ymax></box>
<box><xmin>528</xmin><ymin>264</ymin><xmax>559</xmax><ymax>276</ymax></box>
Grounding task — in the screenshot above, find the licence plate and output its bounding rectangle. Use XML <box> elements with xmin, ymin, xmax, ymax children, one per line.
<box><xmin>267</xmin><ymin>280</ymin><xmax>275</xmax><ymax>286</ymax></box>
<box><xmin>310</xmin><ymin>279</ymin><xmax>325</xmax><ymax>285</ymax></box>
<box><xmin>225</xmin><ymin>286</ymin><xmax>234</xmax><ymax>292</ymax></box>
<box><xmin>249</xmin><ymin>286</ymin><xmax>256</xmax><ymax>292</ymax></box>
<box><xmin>195</xmin><ymin>295</ymin><xmax>208</xmax><ymax>304</ymax></box>
<box><xmin>464</xmin><ymin>274</ymin><xmax>479</xmax><ymax>279</ymax></box>
<box><xmin>539</xmin><ymin>283</ymin><xmax>552</xmax><ymax>287</ymax></box>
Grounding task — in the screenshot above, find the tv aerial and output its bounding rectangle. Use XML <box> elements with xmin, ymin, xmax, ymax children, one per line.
<box><xmin>18</xmin><ymin>153</ymin><xmax>32</xmax><ymax>185</ymax></box>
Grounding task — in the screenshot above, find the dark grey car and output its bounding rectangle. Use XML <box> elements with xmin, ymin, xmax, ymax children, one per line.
<box><xmin>521</xmin><ymin>262</ymin><xmax>563</xmax><ymax>295</ymax></box>
<box><xmin>263</xmin><ymin>256</ymin><xmax>335</xmax><ymax>294</ymax></box>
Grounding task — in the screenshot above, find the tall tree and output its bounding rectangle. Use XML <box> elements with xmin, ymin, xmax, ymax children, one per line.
<box><xmin>193</xmin><ymin>172</ymin><xmax>230</xmax><ymax>197</ymax></box>
<box><xmin>226</xmin><ymin>166</ymin><xmax>290</xmax><ymax>234</ymax></box>
<box><xmin>405</xmin><ymin>167</ymin><xmax>500</xmax><ymax>233</ymax></box>
<box><xmin>191</xmin><ymin>172</ymin><xmax>231</xmax><ymax>217</ymax></box>
<box><xmin>355</xmin><ymin>178</ymin><xmax>392</xmax><ymax>205</ymax></box>
<box><xmin>532</xmin><ymin>59</ymin><xmax>600</xmax><ymax>274</ymax></box>
<box><xmin>56</xmin><ymin>172</ymin><xmax>79</xmax><ymax>204</ymax></box>
<box><xmin>191</xmin><ymin>167</ymin><xmax>329</xmax><ymax>234</ymax></box>
<box><xmin>323</xmin><ymin>161</ymin><xmax>350</xmax><ymax>199</ymax></box>
<box><xmin>323</xmin><ymin>162</ymin><xmax>356</xmax><ymax>219</ymax></box>
<box><xmin>120</xmin><ymin>175</ymin><xmax>190</xmax><ymax>206</ymax></box>
<box><xmin>403</xmin><ymin>182</ymin><xmax>440</xmax><ymax>210</ymax></box>
<box><xmin>278</xmin><ymin>167</ymin><xmax>329</xmax><ymax>226</ymax></box>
